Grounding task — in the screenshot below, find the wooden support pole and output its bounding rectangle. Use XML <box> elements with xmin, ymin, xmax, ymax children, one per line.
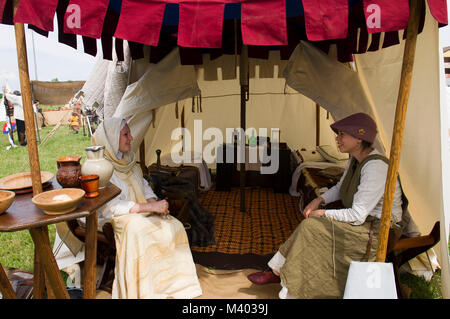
<box><xmin>139</xmin><ymin>140</ymin><xmax>147</xmax><ymax>176</ymax></box>
<box><xmin>29</xmin><ymin>227</ymin><xmax>69</xmax><ymax>299</ymax></box>
<box><xmin>239</xmin><ymin>45</ymin><xmax>249</xmax><ymax>213</ymax></box>
<box><xmin>376</xmin><ymin>0</ymin><xmax>423</xmax><ymax>262</ymax></box>
<box><xmin>13</xmin><ymin>2</ymin><xmax>42</xmax><ymax>196</ymax></box>
<box><xmin>0</xmin><ymin>262</ymin><xmax>17</xmax><ymax>299</ymax></box>
<box><xmin>32</xmin><ymin>251</ymin><xmax>46</xmax><ymax>299</ymax></box>
<box><xmin>316</xmin><ymin>104</ymin><xmax>320</xmax><ymax>147</ymax></box>
<box><xmin>83</xmin><ymin>212</ymin><xmax>98</xmax><ymax>299</ymax></box>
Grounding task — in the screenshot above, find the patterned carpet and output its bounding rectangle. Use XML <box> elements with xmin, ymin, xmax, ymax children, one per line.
<box><xmin>190</xmin><ymin>187</ymin><xmax>303</xmax><ymax>269</ymax></box>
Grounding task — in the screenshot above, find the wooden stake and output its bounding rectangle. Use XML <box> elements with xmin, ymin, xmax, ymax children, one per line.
<box><xmin>376</xmin><ymin>0</ymin><xmax>423</xmax><ymax>262</ymax></box>
<box><xmin>13</xmin><ymin>3</ymin><xmax>42</xmax><ymax>196</ymax></box>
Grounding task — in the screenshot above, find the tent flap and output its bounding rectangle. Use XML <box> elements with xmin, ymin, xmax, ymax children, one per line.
<box><xmin>14</xmin><ymin>0</ymin><xmax>58</xmax><ymax>31</ymax></box>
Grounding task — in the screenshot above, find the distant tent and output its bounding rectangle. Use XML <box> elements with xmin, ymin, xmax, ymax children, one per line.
<box><xmin>31</xmin><ymin>80</ymin><xmax>85</xmax><ymax>105</ymax></box>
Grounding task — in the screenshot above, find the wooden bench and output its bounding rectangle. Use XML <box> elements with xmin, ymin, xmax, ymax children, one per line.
<box><xmin>386</xmin><ymin>221</ymin><xmax>440</xmax><ymax>298</ymax></box>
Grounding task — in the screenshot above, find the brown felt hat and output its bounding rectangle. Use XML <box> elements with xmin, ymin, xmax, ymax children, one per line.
<box><xmin>330</xmin><ymin>112</ymin><xmax>377</xmax><ymax>144</ymax></box>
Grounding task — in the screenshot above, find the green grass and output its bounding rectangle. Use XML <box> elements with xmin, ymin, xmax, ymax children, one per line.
<box><xmin>0</xmin><ymin>121</ymin><xmax>447</xmax><ymax>298</ymax></box>
<box><xmin>0</xmin><ymin>122</ymin><xmax>91</xmax><ymax>272</ymax></box>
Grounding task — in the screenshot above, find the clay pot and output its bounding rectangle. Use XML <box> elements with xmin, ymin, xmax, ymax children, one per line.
<box><xmin>81</xmin><ymin>146</ymin><xmax>114</xmax><ymax>189</ymax></box>
<box><xmin>56</xmin><ymin>156</ymin><xmax>82</xmax><ymax>188</ymax></box>
<box><xmin>79</xmin><ymin>174</ymin><xmax>99</xmax><ymax>198</ymax></box>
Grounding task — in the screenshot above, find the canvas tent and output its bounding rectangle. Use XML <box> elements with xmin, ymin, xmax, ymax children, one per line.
<box><xmin>1</xmin><ymin>0</ymin><xmax>449</xmax><ymax>299</ymax></box>
<box><xmin>31</xmin><ymin>80</ymin><xmax>85</xmax><ymax>105</ymax></box>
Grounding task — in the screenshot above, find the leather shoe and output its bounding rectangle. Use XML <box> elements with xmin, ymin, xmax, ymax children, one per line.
<box><xmin>247</xmin><ymin>271</ymin><xmax>281</xmax><ymax>285</ymax></box>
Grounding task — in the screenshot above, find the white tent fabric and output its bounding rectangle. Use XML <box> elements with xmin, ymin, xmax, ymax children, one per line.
<box><xmin>113</xmin><ymin>48</ymin><xmax>201</xmax><ymax>153</ymax></box>
<box><xmin>79</xmin><ymin>55</ymin><xmax>109</xmax><ymax>110</ymax></box>
<box><xmin>141</xmin><ymin>52</ymin><xmax>338</xmax><ymax>169</ymax></box>
<box><xmin>103</xmin><ymin>40</ymin><xmax>131</xmax><ymax>118</ymax></box>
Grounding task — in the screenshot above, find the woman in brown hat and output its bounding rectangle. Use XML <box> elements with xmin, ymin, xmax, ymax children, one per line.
<box><xmin>247</xmin><ymin>112</ymin><xmax>405</xmax><ymax>299</ymax></box>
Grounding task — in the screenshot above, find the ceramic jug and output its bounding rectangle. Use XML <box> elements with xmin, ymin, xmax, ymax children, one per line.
<box><xmin>56</xmin><ymin>156</ymin><xmax>82</xmax><ymax>188</ymax></box>
<box><xmin>81</xmin><ymin>146</ymin><xmax>114</xmax><ymax>189</ymax></box>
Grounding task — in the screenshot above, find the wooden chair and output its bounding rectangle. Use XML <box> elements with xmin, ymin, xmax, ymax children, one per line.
<box><xmin>66</xmin><ymin>220</ymin><xmax>116</xmax><ymax>292</ymax></box>
<box><xmin>386</xmin><ymin>221</ymin><xmax>441</xmax><ymax>298</ymax></box>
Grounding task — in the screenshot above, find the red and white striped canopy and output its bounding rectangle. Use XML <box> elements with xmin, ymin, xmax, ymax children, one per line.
<box><xmin>0</xmin><ymin>0</ymin><xmax>447</xmax><ymax>63</ymax></box>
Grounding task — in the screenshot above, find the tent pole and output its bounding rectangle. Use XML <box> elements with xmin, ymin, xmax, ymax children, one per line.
<box><xmin>13</xmin><ymin>3</ymin><xmax>42</xmax><ymax>195</ymax></box>
<box><xmin>239</xmin><ymin>44</ymin><xmax>249</xmax><ymax>213</ymax></box>
<box><xmin>12</xmin><ymin>1</ymin><xmax>69</xmax><ymax>300</ymax></box>
<box><xmin>316</xmin><ymin>104</ymin><xmax>320</xmax><ymax>146</ymax></box>
<box><xmin>375</xmin><ymin>0</ymin><xmax>423</xmax><ymax>262</ymax></box>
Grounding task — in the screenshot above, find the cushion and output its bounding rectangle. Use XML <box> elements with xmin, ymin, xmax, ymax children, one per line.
<box><xmin>317</xmin><ymin>145</ymin><xmax>349</xmax><ymax>163</ymax></box>
<box><xmin>296</xmin><ymin>149</ymin><xmax>326</xmax><ymax>163</ymax></box>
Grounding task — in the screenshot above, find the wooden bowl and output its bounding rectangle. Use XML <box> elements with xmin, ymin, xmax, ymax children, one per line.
<box><xmin>32</xmin><ymin>188</ymin><xmax>85</xmax><ymax>215</ymax></box>
<box><xmin>0</xmin><ymin>171</ymin><xmax>54</xmax><ymax>191</ymax></box>
<box><xmin>0</xmin><ymin>190</ymin><xmax>15</xmax><ymax>215</ymax></box>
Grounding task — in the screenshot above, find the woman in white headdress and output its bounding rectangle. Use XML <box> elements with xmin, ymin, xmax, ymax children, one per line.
<box><xmin>92</xmin><ymin>117</ymin><xmax>202</xmax><ymax>299</ymax></box>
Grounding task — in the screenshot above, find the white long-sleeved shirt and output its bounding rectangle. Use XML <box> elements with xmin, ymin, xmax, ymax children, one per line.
<box><xmin>97</xmin><ymin>168</ymin><xmax>157</xmax><ymax>227</ymax></box>
<box><xmin>5</xmin><ymin>93</ymin><xmax>24</xmax><ymax>121</ymax></box>
<box><xmin>320</xmin><ymin>149</ymin><xmax>403</xmax><ymax>226</ymax></box>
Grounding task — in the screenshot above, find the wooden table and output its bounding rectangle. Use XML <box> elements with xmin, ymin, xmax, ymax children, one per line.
<box><xmin>0</xmin><ymin>179</ymin><xmax>121</xmax><ymax>299</ymax></box>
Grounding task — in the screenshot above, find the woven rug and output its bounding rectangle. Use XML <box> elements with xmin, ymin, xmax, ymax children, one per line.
<box><xmin>191</xmin><ymin>187</ymin><xmax>303</xmax><ymax>270</ymax></box>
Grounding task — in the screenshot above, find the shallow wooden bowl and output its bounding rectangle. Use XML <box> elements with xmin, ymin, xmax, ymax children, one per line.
<box><xmin>32</xmin><ymin>188</ymin><xmax>85</xmax><ymax>215</ymax></box>
<box><xmin>0</xmin><ymin>190</ymin><xmax>15</xmax><ymax>215</ymax></box>
<box><xmin>0</xmin><ymin>171</ymin><xmax>54</xmax><ymax>191</ymax></box>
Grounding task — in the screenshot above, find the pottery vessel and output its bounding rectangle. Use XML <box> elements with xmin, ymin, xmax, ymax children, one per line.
<box><xmin>56</xmin><ymin>156</ymin><xmax>82</xmax><ymax>188</ymax></box>
<box><xmin>81</xmin><ymin>146</ymin><xmax>113</xmax><ymax>189</ymax></box>
<box><xmin>79</xmin><ymin>174</ymin><xmax>99</xmax><ymax>198</ymax></box>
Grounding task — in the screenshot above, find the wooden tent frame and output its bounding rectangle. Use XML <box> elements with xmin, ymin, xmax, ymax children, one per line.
<box><xmin>0</xmin><ymin>0</ymin><xmax>428</xmax><ymax>298</ymax></box>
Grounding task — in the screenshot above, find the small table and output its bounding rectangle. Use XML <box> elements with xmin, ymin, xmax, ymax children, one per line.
<box><xmin>0</xmin><ymin>179</ymin><xmax>121</xmax><ymax>299</ymax></box>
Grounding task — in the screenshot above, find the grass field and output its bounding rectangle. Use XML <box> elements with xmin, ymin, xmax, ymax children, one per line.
<box><xmin>0</xmin><ymin>121</ymin><xmax>91</xmax><ymax>273</ymax></box>
<box><xmin>0</xmin><ymin>119</ymin><xmax>446</xmax><ymax>298</ymax></box>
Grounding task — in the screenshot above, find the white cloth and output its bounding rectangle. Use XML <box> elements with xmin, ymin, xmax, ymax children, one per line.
<box><xmin>320</xmin><ymin>149</ymin><xmax>403</xmax><ymax>226</ymax></box>
<box><xmin>111</xmin><ymin>213</ymin><xmax>202</xmax><ymax>299</ymax></box>
<box><xmin>267</xmin><ymin>251</ymin><xmax>295</xmax><ymax>299</ymax></box>
<box><xmin>97</xmin><ymin>168</ymin><xmax>157</xmax><ymax>228</ymax></box>
<box><xmin>6</xmin><ymin>93</ymin><xmax>24</xmax><ymax>121</ymax></box>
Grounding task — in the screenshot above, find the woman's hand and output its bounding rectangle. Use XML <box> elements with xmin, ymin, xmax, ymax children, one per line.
<box><xmin>303</xmin><ymin>197</ymin><xmax>324</xmax><ymax>218</ymax></box>
<box><xmin>129</xmin><ymin>199</ymin><xmax>170</xmax><ymax>216</ymax></box>
<box><xmin>308</xmin><ymin>209</ymin><xmax>326</xmax><ymax>218</ymax></box>
<box><xmin>150</xmin><ymin>199</ymin><xmax>170</xmax><ymax>216</ymax></box>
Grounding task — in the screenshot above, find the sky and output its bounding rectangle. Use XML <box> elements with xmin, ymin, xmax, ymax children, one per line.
<box><xmin>0</xmin><ymin>20</ymin><xmax>96</xmax><ymax>91</ymax></box>
<box><xmin>1</xmin><ymin>12</ymin><xmax>450</xmax><ymax>91</ymax></box>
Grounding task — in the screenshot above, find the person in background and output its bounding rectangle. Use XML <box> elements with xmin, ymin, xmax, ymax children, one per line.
<box><xmin>70</xmin><ymin>111</ymin><xmax>80</xmax><ymax>134</ymax></box>
<box><xmin>33</xmin><ymin>99</ymin><xmax>44</xmax><ymax>130</ymax></box>
<box><xmin>2</xmin><ymin>91</ymin><xmax>17</xmax><ymax>150</ymax></box>
<box><xmin>5</xmin><ymin>90</ymin><xmax>26</xmax><ymax>146</ymax></box>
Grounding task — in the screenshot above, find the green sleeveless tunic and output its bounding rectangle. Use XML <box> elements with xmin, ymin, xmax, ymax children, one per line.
<box><xmin>277</xmin><ymin>154</ymin><xmax>405</xmax><ymax>299</ymax></box>
<box><xmin>339</xmin><ymin>154</ymin><xmax>389</xmax><ymax>208</ymax></box>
